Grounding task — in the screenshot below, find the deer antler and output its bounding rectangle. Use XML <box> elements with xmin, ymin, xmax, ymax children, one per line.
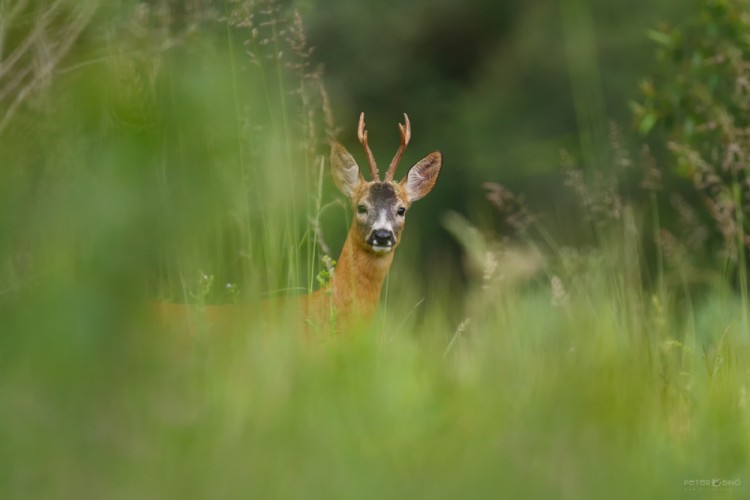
<box><xmin>358</xmin><ymin>112</ymin><xmax>379</xmax><ymax>181</ymax></box>
<box><xmin>385</xmin><ymin>113</ymin><xmax>411</xmax><ymax>181</ymax></box>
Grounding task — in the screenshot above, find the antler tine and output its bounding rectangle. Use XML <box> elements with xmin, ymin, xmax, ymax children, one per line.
<box><xmin>357</xmin><ymin>112</ymin><xmax>379</xmax><ymax>181</ymax></box>
<box><xmin>385</xmin><ymin>113</ymin><xmax>411</xmax><ymax>181</ymax></box>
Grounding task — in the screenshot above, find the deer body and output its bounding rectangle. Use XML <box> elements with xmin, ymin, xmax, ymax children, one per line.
<box><xmin>303</xmin><ymin>211</ymin><xmax>396</xmax><ymax>333</ymax></box>
<box><xmin>154</xmin><ymin>113</ymin><xmax>442</xmax><ymax>335</ymax></box>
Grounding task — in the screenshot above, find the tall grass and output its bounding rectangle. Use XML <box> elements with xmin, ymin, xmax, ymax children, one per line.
<box><xmin>0</xmin><ymin>1</ymin><xmax>749</xmax><ymax>499</ymax></box>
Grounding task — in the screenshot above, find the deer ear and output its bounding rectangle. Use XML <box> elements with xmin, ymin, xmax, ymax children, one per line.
<box><xmin>400</xmin><ymin>151</ymin><xmax>442</xmax><ymax>202</ymax></box>
<box><xmin>330</xmin><ymin>143</ymin><xmax>363</xmax><ymax>197</ymax></box>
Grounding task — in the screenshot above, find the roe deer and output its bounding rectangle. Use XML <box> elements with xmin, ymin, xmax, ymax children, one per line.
<box><xmin>153</xmin><ymin>113</ymin><xmax>442</xmax><ymax>335</ymax></box>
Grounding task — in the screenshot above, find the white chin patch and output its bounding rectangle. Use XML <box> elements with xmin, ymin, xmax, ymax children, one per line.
<box><xmin>370</xmin><ymin>244</ymin><xmax>393</xmax><ymax>254</ymax></box>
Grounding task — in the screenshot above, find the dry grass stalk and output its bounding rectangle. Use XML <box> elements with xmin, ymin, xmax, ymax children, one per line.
<box><xmin>0</xmin><ymin>0</ymin><xmax>99</xmax><ymax>135</ymax></box>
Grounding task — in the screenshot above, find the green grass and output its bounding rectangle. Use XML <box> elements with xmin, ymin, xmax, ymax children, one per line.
<box><xmin>1</xmin><ymin>2</ymin><xmax>749</xmax><ymax>499</ymax></box>
<box><xmin>2</xmin><ymin>262</ymin><xmax>749</xmax><ymax>499</ymax></box>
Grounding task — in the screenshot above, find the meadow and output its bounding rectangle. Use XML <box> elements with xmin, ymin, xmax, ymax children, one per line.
<box><xmin>1</xmin><ymin>1</ymin><xmax>749</xmax><ymax>498</ymax></box>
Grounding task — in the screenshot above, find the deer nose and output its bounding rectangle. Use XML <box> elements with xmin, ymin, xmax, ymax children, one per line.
<box><xmin>370</xmin><ymin>229</ymin><xmax>395</xmax><ymax>247</ymax></box>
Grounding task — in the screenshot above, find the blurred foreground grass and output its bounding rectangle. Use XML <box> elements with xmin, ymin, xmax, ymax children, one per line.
<box><xmin>1</xmin><ymin>2</ymin><xmax>749</xmax><ymax>499</ymax></box>
<box><xmin>3</xmin><ymin>266</ymin><xmax>749</xmax><ymax>498</ymax></box>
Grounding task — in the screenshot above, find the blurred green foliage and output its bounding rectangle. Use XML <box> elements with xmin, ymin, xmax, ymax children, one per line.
<box><xmin>1</xmin><ymin>1</ymin><xmax>750</xmax><ymax>499</ymax></box>
<box><xmin>305</xmin><ymin>0</ymin><xmax>688</xmax><ymax>173</ymax></box>
<box><xmin>635</xmin><ymin>0</ymin><xmax>750</xmax><ymax>266</ymax></box>
<box><xmin>300</xmin><ymin>0</ymin><xmax>695</xmax><ymax>269</ymax></box>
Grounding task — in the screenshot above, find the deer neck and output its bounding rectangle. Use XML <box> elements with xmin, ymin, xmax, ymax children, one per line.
<box><xmin>328</xmin><ymin>226</ymin><xmax>395</xmax><ymax>321</ymax></box>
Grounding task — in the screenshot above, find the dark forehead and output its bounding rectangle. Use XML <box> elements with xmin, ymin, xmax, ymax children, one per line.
<box><xmin>368</xmin><ymin>182</ymin><xmax>398</xmax><ymax>203</ymax></box>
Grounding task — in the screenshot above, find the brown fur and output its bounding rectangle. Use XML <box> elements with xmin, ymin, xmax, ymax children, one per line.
<box><xmin>302</xmin><ymin>224</ymin><xmax>397</xmax><ymax>334</ymax></box>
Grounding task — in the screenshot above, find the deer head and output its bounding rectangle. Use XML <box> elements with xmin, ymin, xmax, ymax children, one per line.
<box><xmin>330</xmin><ymin>113</ymin><xmax>442</xmax><ymax>255</ymax></box>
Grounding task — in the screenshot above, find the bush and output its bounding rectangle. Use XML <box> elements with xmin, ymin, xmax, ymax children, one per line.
<box><xmin>635</xmin><ymin>0</ymin><xmax>750</xmax><ymax>263</ymax></box>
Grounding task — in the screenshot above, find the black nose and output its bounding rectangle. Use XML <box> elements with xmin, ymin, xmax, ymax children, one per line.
<box><xmin>371</xmin><ymin>229</ymin><xmax>395</xmax><ymax>246</ymax></box>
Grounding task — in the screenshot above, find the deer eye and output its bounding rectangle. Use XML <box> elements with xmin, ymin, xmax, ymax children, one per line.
<box><xmin>357</xmin><ymin>204</ymin><xmax>367</xmax><ymax>215</ymax></box>
<box><xmin>397</xmin><ymin>207</ymin><xmax>406</xmax><ymax>216</ymax></box>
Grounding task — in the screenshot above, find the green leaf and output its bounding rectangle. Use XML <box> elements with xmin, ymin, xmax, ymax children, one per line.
<box><xmin>647</xmin><ymin>29</ymin><xmax>673</xmax><ymax>47</ymax></box>
<box><xmin>683</xmin><ymin>117</ymin><xmax>695</xmax><ymax>138</ymax></box>
<box><xmin>639</xmin><ymin>113</ymin><xmax>658</xmax><ymax>135</ymax></box>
